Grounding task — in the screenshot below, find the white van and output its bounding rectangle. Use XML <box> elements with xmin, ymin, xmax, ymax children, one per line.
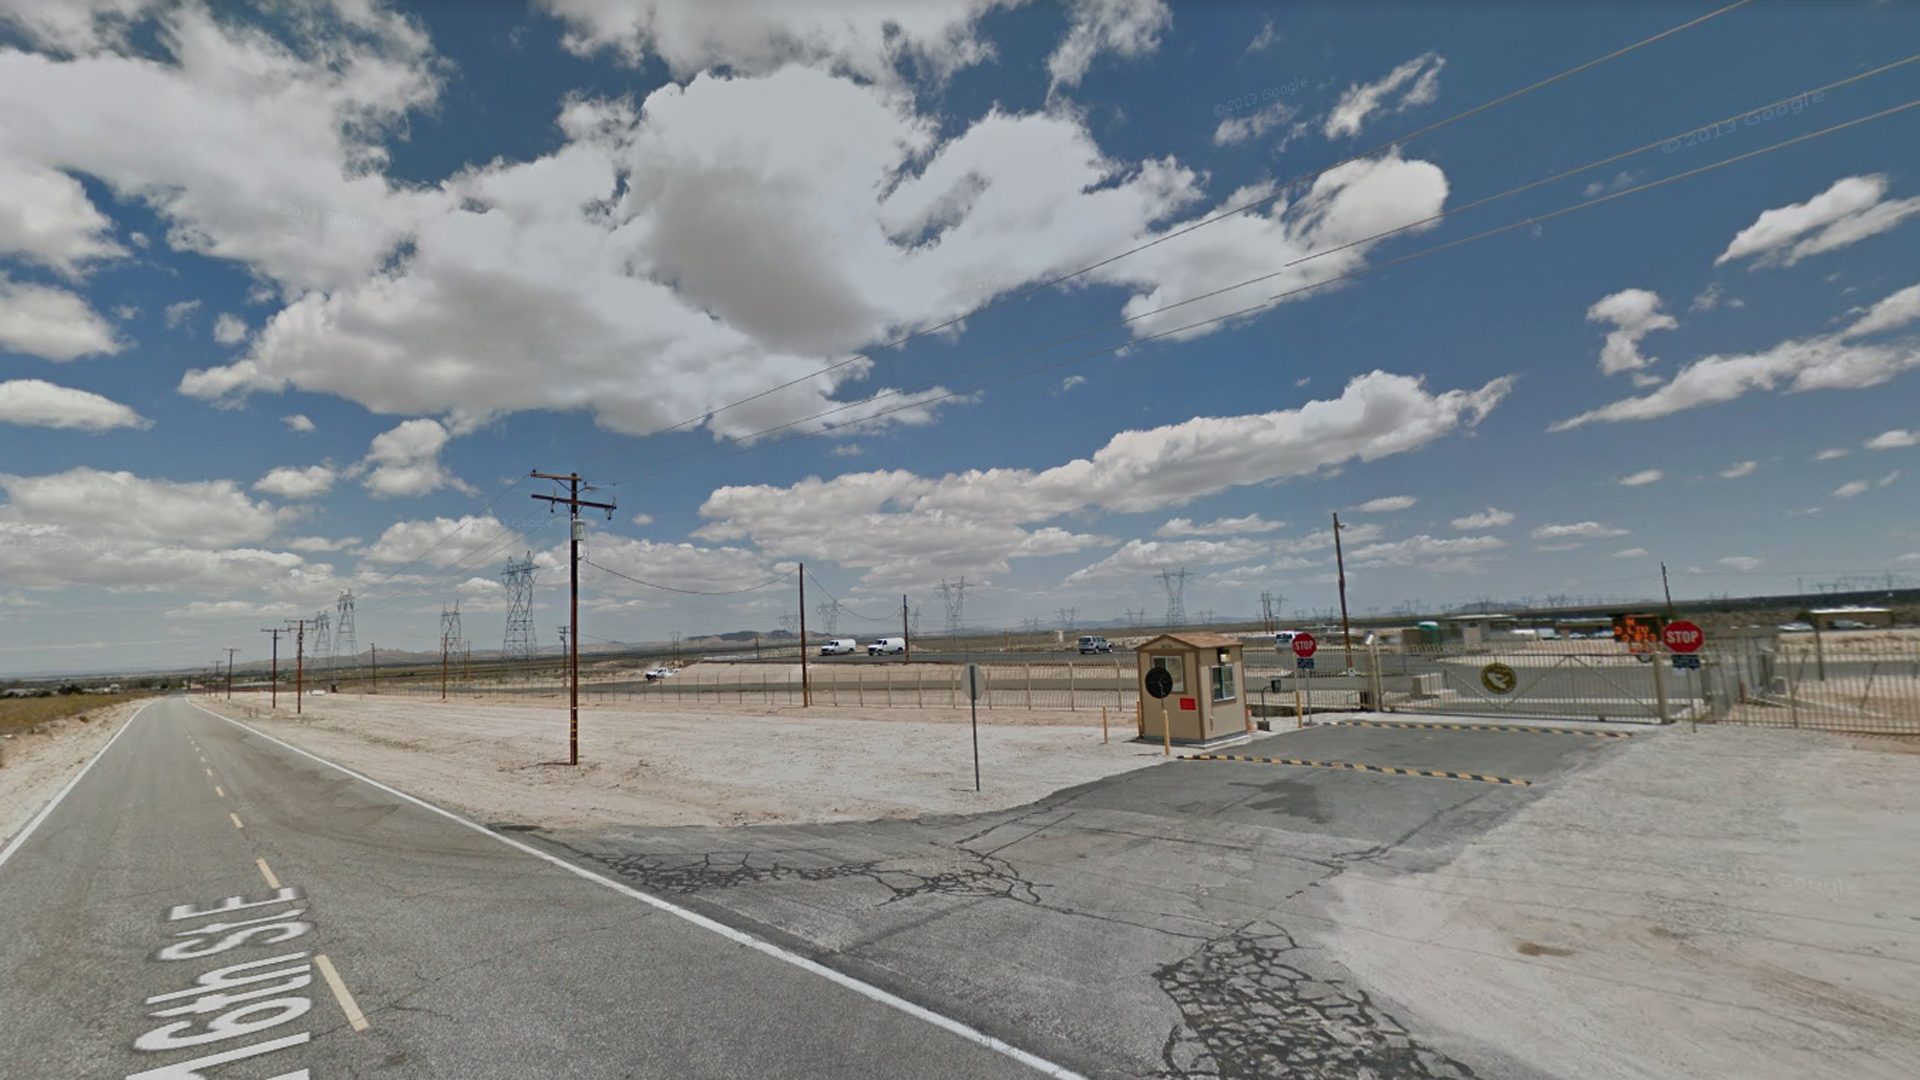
<box><xmin>868</xmin><ymin>637</ymin><xmax>906</xmax><ymax>655</ymax></box>
<box><xmin>820</xmin><ymin>638</ymin><xmax>858</xmax><ymax>655</ymax></box>
<box><xmin>1273</xmin><ymin>630</ymin><xmax>1309</xmax><ymax>650</ymax></box>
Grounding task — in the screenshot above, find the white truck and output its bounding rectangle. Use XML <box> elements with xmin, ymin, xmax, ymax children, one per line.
<box><xmin>820</xmin><ymin>638</ymin><xmax>858</xmax><ymax>655</ymax></box>
<box><xmin>867</xmin><ymin>637</ymin><xmax>906</xmax><ymax>655</ymax></box>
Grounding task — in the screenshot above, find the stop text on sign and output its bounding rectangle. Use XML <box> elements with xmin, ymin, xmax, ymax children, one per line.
<box><xmin>1663</xmin><ymin>620</ymin><xmax>1705</xmax><ymax>654</ymax></box>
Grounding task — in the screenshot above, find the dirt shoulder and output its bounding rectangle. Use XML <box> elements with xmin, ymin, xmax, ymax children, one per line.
<box><xmin>195</xmin><ymin>691</ymin><xmax>1166</xmax><ymax>829</ymax></box>
<box><xmin>0</xmin><ymin>697</ymin><xmax>149</xmax><ymax>850</ymax></box>
<box><xmin>1316</xmin><ymin>724</ymin><xmax>1920</xmax><ymax>1080</ymax></box>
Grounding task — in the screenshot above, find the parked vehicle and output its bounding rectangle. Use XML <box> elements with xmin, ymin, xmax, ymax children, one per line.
<box><xmin>1273</xmin><ymin>630</ymin><xmax>1309</xmax><ymax>649</ymax></box>
<box><xmin>820</xmin><ymin>638</ymin><xmax>858</xmax><ymax>655</ymax></box>
<box><xmin>868</xmin><ymin>637</ymin><xmax>906</xmax><ymax>655</ymax></box>
<box><xmin>1778</xmin><ymin>622</ymin><xmax>1815</xmax><ymax>633</ymax></box>
<box><xmin>1076</xmin><ymin>635</ymin><xmax>1112</xmax><ymax>654</ymax></box>
<box><xmin>1830</xmin><ymin>619</ymin><xmax>1873</xmax><ymax>630</ymax></box>
<box><xmin>643</xmin><ymin>667</ymin><xmax>674</xmax><ymax>681</ymax></box>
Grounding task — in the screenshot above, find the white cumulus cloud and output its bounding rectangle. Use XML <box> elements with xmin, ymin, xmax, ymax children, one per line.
<box><xmin>1324</xmin><ymin>52</ymin><xmax>1444</xmax><ymax>139</ymax></box>
<box><xmin>1719</xmin><ymin>461</ymin><xmax>1757</xmax><ymax>479</ymax></box>
<box><xmin>1047</xmin><ymin>0</ymin><xmax>1171</xmax><ymax>93</ymax></box>
<box><xmin>254</xmin><ymin>465</ymin><xmax>338</xmax><ymax>500</ymax></box>
<box><xmin>1865</xmin><ymin>429</ymin><xmax>1918</xmax><ymax>451</ymax></box>
<box><xmin>1351</xmin><ymin>495</ymin><xmax>1416</xmax><ymax>513</ymax></box>
<box><xmin>1450</xmin><ymin>507</ymin><xmax>1513</xmax><ymax>530</ymax></box>
<box><xmin>1531</xmin><ymin>521</ymin><xmax>1629</xmax><ymax>540</ymax></box>
<box><xmin>359</xmin><ymin>418</ymin><xmax>468</xmax><ymax>499</ymax></box>
<box><xmin>1617</xmin><ymin>469</ymin><xmax>1663</xmax><ymax>487</ymax></box>
<box><xmin>0</xmin><ymin>379</ymin><xmax>148</xmax><ymax>430</ymax></box>
<box><xmin>1716</xmin><ymin>174</ymin><xmax>1920</xmax><ymax>269</ymax></box>
<box><xmin>1586</xmin><ymin>288</ymin><xmax>1676</xmax><ymax>376</ymax></box>
<box><xmin>0</xmin><ymin>273</ymin><xmax>123</xmax><ymax>360</ymax></box>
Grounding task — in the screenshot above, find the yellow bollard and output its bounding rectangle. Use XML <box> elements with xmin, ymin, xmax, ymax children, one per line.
<box><xmin>1162</xmin><ymin>698</ymin><xmax>1171</xmax><ymax>757</ymax></box>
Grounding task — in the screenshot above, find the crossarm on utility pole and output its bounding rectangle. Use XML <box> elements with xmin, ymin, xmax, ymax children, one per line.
<box><xmin>531</xmin><ymin>471</ymin><xmax>616</xmax><ymax>766</ymax></box>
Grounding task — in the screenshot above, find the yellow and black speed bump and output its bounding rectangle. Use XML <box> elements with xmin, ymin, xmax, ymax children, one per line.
<box><xmin>1324</xmin><ymin>720</ymin><xmax>1632</xmax><ymax>738</ymax></box>
<box><xmin>1181</xmin><ymin>753</ymin><xmax>1532</xmax><ymax>786</ymax></box>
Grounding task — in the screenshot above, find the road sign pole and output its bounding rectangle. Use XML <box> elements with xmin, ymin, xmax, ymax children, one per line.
<box><xmin>971</xmin><ymin>686</ymin><xmax>980</xmax><ymax>792</ymax></box>
<box><xmin>1653</xmin><ymin>646</ymin><xmax>1670</xmax><ymax>724</ymax></box>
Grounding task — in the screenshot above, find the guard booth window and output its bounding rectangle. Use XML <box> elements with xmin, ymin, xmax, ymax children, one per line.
<box><xmin>1211</xmin><ymin>663</ymin><xmax>1235</xmax><ymax>702</ymax></box>
<box><xmin>1150</xmin><ymin>655</ymin><xmax>1185</xmax><ymax>693</ymax></box>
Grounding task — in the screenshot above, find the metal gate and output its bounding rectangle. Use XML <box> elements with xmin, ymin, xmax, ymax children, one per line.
<box><xmin>1373</xmin><ymin>643</ymin><xmax>1699</xmax><ymax>724</ymax></box>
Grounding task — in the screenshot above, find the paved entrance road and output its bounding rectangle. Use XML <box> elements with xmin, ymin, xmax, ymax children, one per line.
<box><xmin>526</xmin><ymin>720</ymin><xmax>1634</xmax><ymax>1080</ymax></box>
<box><xmin>0</xmin><ymin>696</ymin><xmax>1064</xmax><ymax>1080</ymax></box>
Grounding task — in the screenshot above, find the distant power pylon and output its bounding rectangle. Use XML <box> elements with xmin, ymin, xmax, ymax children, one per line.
<box><xmin>440</xmin><ymin>603</ymin><xmax>463</xmax><ymax>696</ymax></box>
<box><xmin>1125</xmin><ymin>608</ymin><xmax>1145</xmax><ymax>628</ymax></box>
<box><xmin>333</xmin><ymin>591</ymin><xmax>356</xmax><ymax>684</ymax></box>
<box><xmin>936</xmin><ymin>577</ymin><xmax>968</xmax><ymax>639</ymax></box>
<box><xmin>310</xmin><ymin>611</ymin><xmax>331</xmax><ymax>678</ymax></box>
<box><xmin>1056</xmin><ymin>607</ymin><xmax>1078</xmax><ymax>633</ymax></box>
<box><xmin>815</xmin><ymin>600</ymin><xmax>841</xmax><ymax>637</ymax></box>
<box><xmin>1158</xmin><ymin>568</ymin><xmax>1189</xmax><ymax>627</ymax></box>
<box><xmin>501</xmin><ymin>552</ymin><xmax>539</xmax><ymax>680</ymax></box>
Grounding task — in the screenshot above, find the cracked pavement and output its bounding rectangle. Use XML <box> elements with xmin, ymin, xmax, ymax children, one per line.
<box><xmin>521</xmin><ymin>724</ymin><xmax>1623</xmax><ymax>1079</ymax></box>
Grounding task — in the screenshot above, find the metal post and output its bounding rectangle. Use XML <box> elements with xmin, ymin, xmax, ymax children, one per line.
<box><xmin>902</xmin><ymin>594</ymin><xmax>911</xmax><ymax>665</ymax></box>
<box><xmin>1333</xmin><ymin>512</ymin><xmax>1354</xmax><ymax>674</ymax></box>
<box><xmin>1812</xmin><ymin>617</ymin><xmax>1828</xmax><ymax>681</ymax></box>
<box><xmin>225</xmin><ymin>648</ymin><xmax>237</xmax><ymax>700</ymax></box>
<box><xmin>1068</xmin><ymin>663</ymin><xmax>1075</xmax><ymax>710</ymax></box>
<box><xmin>1102</xmin><ymin>705</ymin><xmax>1109</xmax><ymax>744</ymax></box>
<box><xmin>1161</xmin><ymin>697</ymin><xmax>1171</xmax><ymax>757</ymax></box>
<box><xmin>799</xmin><ymin>562</ymin><xmax>810</xmax><ymax>708</ymax></box>
<box><xmin>1652</xmin><ymin>647</ymin><xmax>1670</xmax><ymax>724</ymax></box>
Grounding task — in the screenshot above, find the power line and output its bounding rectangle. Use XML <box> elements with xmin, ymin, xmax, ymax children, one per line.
<box><xmin>583</xmin><ymin>558</ymin><xmax>796</xmax><ymax>595</ymax></box>
<box><xmin>329</xmin><ymin>50</ymin><xmax>1913</xmax><ymax>638</ymax></box>
<box><xmin>570</xmin><ymin>0</ymin><xmax>1757</xmax><ymax>473</ymax></box>
<box><xmin>801</xmin><ymin>568</ymin><xmax>896</xmax><ymax>621</ymax></box>
<box><xmin>603</xmin><ymin>94</ymin><xmax>1920</xmax><ymax>490</ymax></box>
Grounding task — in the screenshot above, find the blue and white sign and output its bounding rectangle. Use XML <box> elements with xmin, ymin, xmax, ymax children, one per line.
<box><xmin>1296</xmin><ymin>657</ymin><xmax>1316</xmax><ymax>670</ymax></box>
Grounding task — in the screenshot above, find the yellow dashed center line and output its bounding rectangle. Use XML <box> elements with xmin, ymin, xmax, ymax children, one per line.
<box><xmin>229</xmin><ymin>813</ymin><xmax>244</xmax><ymax>829</ymax></box>
<box><xmin>314</xmin><ymin>954</ymin><xmax>370</xmax><ymax>1032</ymax></box>
<box><xmin>256</xmin><ymin>858</ymin><xmax>282</xmax><ymax>889</ymax></box>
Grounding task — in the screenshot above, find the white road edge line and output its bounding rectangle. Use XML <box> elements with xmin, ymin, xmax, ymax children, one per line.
<box><xmin>188</xmin><ymin>700</ymin><xmax>1090</xmax><ymax>1080</ymax></box>
<box><xmin>313</xmin><ymin>953</ymin><xmax>370</xmax><ymax>1032</ymax></box>
<box><xmin>0</xmin><ymin>700</ymin><xmax>152</xmax><ymax>874</ymax></box>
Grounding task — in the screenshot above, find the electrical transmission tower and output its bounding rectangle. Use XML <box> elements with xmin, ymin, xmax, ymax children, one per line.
<box><xmin>936</xmin><ymin>577</ymin><xmax>968</xmax><ymax>640</ymax></box>
<box><xmin>310</xmin><ymin>611</ymin><xmax>331</xmax><ymax>678</ymax></box>
<box><xmin>1158</xmin><ymin>568</ymin><xmax>1189</xmax><ymax>627</ymax></box>
<box><xmin>501</xmin><ymin>552</ymin><xmax>538</xmax><ymax>681</ymax></box>
<box><xmin>333</xmin><ymin>591</ymin><xmax>356</xmax><ymax>684</ymax></box>
<box><xmin>1057</xmin><ymin>607</ymin><xmax>1078</xmax><ymax>633</ymax></box>
<box><xmin>440</xmin><ymin>603</ymin><xmax>464</xmax><ymax>692</ymax></box>
<box><xmin>815</xmin><ymin>600</ymin><xmax>841</xmax><ymax>637</ymax></box>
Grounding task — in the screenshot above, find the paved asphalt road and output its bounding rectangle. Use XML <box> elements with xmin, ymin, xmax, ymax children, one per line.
<box><xmin>523</xmin><ymin>719</ymin><xmax>1634</xmax><ymax>1080</ymax></box>
<box><xmin>0</xmin><ymin>696</ymin><xmax>1066</xmax><ymax>1080</ymax></box>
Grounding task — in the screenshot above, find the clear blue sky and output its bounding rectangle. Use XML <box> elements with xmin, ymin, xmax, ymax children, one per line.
<box><xmin>3</xmin><ymin>0</ymin><xmax>1918</xmax><ymax>675</ymax></box>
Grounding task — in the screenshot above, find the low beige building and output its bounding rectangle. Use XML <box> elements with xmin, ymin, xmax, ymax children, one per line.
<box><xmin>1134</xmin><ymin>631</ymin><xmax>1248</xmax><ymax>746</ymax></box>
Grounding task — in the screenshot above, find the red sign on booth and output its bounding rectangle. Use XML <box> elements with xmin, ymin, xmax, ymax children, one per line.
<box><xmin>1291</xmin><ymin>633</ymin><xmax>1318</xmax><ymax>658</ymax></box>
<box><xmin>1662</xmin><ymin>620</ymin><xmax>1705</xmax><ymax>654</ymax></box>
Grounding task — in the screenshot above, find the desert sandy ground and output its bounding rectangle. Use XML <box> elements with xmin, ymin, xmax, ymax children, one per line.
<box><xmin>195</xmin><ymin>690</ymin><xmax>1171</xmax><ymax>828</ymax></box>
<box><xmin>0</xmin><ymin>697</ymin><xmax>147</xmax><ymax>849</ymax></box>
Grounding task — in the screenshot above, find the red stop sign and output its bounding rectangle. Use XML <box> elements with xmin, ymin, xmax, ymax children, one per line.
<box><xmin>1663</xmin><ymin>620</ymin><xmax>1704</xmax><ymax>653</ymax></box>
<box><xmin>1292</xmin><ymin>632</ymin><xmax>1318</xmax><ymax>658</ymax></box>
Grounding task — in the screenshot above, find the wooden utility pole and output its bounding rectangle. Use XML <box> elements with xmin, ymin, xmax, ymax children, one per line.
<box><xmin>223</xmin><ymin>648</ymin><xmax>239</xmax><ymax>700</ymax></box>
<box><xmin>260</xmin><ymin>628</ymin><xmax>281</xmax><ymax>709</ymax></box>
<box><xmin>1332</xmin><ymin>512</ymin><xmax>1354</xmax><ymax>674</ymax></box>
<box><xmin>531</xmin><ymin>471</ymin><xmax>616</xmax><ymax>767</ymax></box>
<box><xmin>902</xmin><ymin>594</ymin><xmax>911</xmax><ymax>664</ymax></box>
<box><xmin>798</xmin><ymin>563</ymin><xmax>810</xmax><ymax>707</ymax></box>
<box><xmin>285</xmin><ymin>619</ymin><xmax>309</xmax><ymax>715</ymax></box>
<box><xmin>370</xmin><ymin>644</ymin><xmax>377</xmax><ymax>694</ymax></box>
